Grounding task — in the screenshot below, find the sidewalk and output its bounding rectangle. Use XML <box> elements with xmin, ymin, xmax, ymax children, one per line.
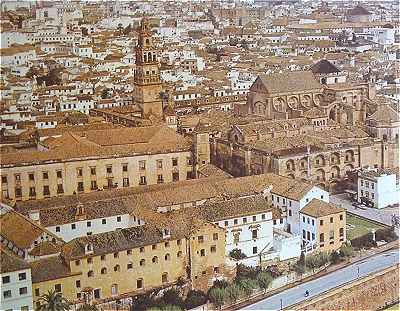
<box><xmin>225</xmin><ymin>240</ymin><xmax>399</xmax><ymax>311</ymax></box>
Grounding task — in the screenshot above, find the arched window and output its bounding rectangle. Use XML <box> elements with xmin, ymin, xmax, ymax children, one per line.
<box><xmin>87</xmin><ymin>270</ymin><xmax>94</xmax><ymax>277</ymax></box>
<box><xmin>140</xmin><ymin>259</ymin><xmax>145</xmax><ymax>266</ymax></box>
<box><xmin>101</xmin><ymin>267</ymin><xmax>107</xmax><ymax>274</ymax></box>
<box><xmin>152</xmin><ymin>256</ymin><xmax>158</xmax><ymax>263</ymax></box>
<box><xmin>177</xmin><ymin>251</ymin><xmax>182</xmax><ymax>258</ymax></box>
<box><xmin>145</xmin><ymin>38</ymin><xmax>150</xmax><ymax>45</ymax></box>
<box><xmin>114</xmin><ymin>265</ymin><xmax>120</xmax><ymax>272</ymax></box>
<box><xmin>164</xmin><ymin>253</ymin><xmax>170</xmax><ymax>261</ymax></box>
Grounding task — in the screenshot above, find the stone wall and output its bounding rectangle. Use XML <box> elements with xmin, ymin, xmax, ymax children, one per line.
<box><xmin>290</xmin><ymin>265</ymin><xmax>399</xmax><ymax>310</ymax></box>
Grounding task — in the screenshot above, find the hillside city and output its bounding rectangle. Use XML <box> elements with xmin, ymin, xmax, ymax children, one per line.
<box><xmin>0</xmin><ymin>1</ymin><xmax>399</xmax><ymax>310</ymax></box>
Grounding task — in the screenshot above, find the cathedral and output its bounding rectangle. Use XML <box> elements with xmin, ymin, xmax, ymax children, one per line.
<box><xmin>238</xmin><ymin>60</ymin><xmax>374</xmax><ymax>127</ymax></box>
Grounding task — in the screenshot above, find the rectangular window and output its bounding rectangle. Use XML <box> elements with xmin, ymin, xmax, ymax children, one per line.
<box><xmin>57</xmin><ymin>184</ymin><xmax>64</xmax><ymax>194</ymax></box>
<box><xmin>90</xmin><ymin>180</ymin><xmax>97</xmax><ymax>190</ymax></box>
<box><xmin>122</xmin><ymin>164</ymin><xmax>128</xmax><ymax>172</ymax></box>
<box><xmin>198</xmin><ymin>236</ymin><xmax>204</xmax><ymax>243</ymax></box>
<box><xmin>273</xmin><ymin>220</ymin><xmax>277</xmax><ymax>225</ymax></box>
<box><xmin>320</xmin><ymin>219</ymin><xmax>324</xmax><ymax>226</ymax></box>
<box><xmin>54</xmin><ymin>284</ymin><xmax>62</xmax><ymax>292</ymax></box>
<box><xmin>200</xmin><ymin>249</ymin><xmax>206</xmax><ymax>256</ymax></box>
<box><xmin>102</xmin><ymin>219</ymin><xmax>106</xmax><ymax>225</ymax></box>
<box><xmin>1</xmin><ymin>176</ymin><xmax>7</xmax><ymax>184</ymax></box>
<box><xmin>157</xmin><ymin>174</ymin><xmax>164</xmax><ymax>184</ymax></box>
<box><xmin>243</xmin><ymin>217</ymin><xmax>247</xmax><ymax>224</ymax></box>
<box><xmin>320</xmin><ymin>233</ymin><xmax>324</xmax><ymax>242</ymax></box>
<box><xmin>156</xmin><ymin>159</ymin><xmax>163</xmax><ymax>169</ymax></box>
<box><xmin>253</xmin><ymin>215</ymin><xmax>257</xmax><ymax>221</ymax></box>
<box><xmin>137</xmin><ymin>279</ymin><xmax>143</xmax><ymax>289</ymax></box>
<box><xmin>329</xmin><ymin>230</ymin><xmax>334</xmax><ymax>240</ymax></box>
<box><xmin>77</xmin><ymin>182</ymin><xmax>84</xmax><ymax>192</ymax></box>
<box><xmin>252</xmin><ymin>230</ymin><xmax>258</xmax><ymax>239</ymax></box>
<box><xmin>43</xmin><ymin>185</ymin><xmax>50</xmax><ymax>196</ymax></box>
<box><xmin>90</xmin><ymin>167</ymin><xmax>96</xmax><ymax>175</ymax></box>
<box><xmin>172</xmin><ymin>172</ymin><xmax>179</xmax><ymax>182</ymax></box>
<box><xmin>289</xmin><ymin>210</ymin><xmax>292</xmax><ymax>216</ymax></box>
<box><xmin>340</xmin><ymin>214</ymin><xmax>343</xmax><ymax>221</ymax></box>
<box><xmin>139</xmin><ymin>176</ymin><xmax>146</xmax><ymax>185</ymax></box>
<box><xmin>303</xmin><ymin>230</ymin><xmax>306</xmax><ymax>239</ymax></box>
<box><xmin>224</xmin><ymin>221</ymin><xmax>228</xmax><ymax>226</ymax></box>
<box><xmin>330</xmin><ymin>217</ymin><xmax>333</xmax><ymax>223</ymax></box>
<box><xmin>35</xmin><ymin>288</ymin><xmax>40</xmax><ymax>296</ymax></box>
<box><xmin>28</xmin><ymin>173</ymin><xmax>35</xmax><ymax>181</ymax></box>
<box><xmin>2</xmin><ymin>276</ymin><xmax>10</xmax><ymax>284</ymax></box>
<box><xmin>101</xmin><ymin>255</ymin><xmax>106</xmax><ymax>261</ymax></box>
<box><xmin>29</xmin><ymin>187</ymin><xmax>36</xmax><ymax>197</ymax></box>
<box><xmin>139</xmin><ymin>160</ymin><xmax>146</xmax><ymax>170</ymax></box>
<box><xmin>172</xmin><ymin>158</ymin><xmax>178</xmax><ymax>166</ymax></box>
<box><xmin>42</xmin><ymin>172</ymin><xmax>49</xmax><ymax>179</ymax></box>
<box><xmin>77</xmin><ymin>168</ymin><xmax>83</xmax><ymax>177</ymax></box>
<box><xmin>303</xmin><ymin>216</ymin><xmax>305</xmax><ymax>223</ymax></box>
<box><xmin>262</xmin><ymin>214</ymin><xmax>266</xmax><ymax>220</ymax></box>
<box><xmin>339</xmin><ymin>228</ymin><xmax>344</xmax><ymax>237</ymax></box>
<box><xmin>15</xmin><ymin>187</ymin><xmax>21</xmax><ymax>198</ymax></box>
<box><xmin>71</xmin><ymin>224</ymin><xmax>76</xmax><ymax>230</ymax></box>
<box><xmin>252</xmin><ymin>246</ymin><xmax>257</xmax><ymax>254</ymax></box>
<box><xmin>213</xmin><ymin>233</ymin><xmax>218</xmax><ymax>240</ymax></box>
<box><xmin>210</xmin><ymin>245</ymin><xmax>216</xmax><ymax>253</ymax></box>
<box><xmin>3</xmin><ymin>290</ymin><xmax>11</xmax><ymax>299</ymax></box>
<box><xmin>117</xmin><ymin>216</ymin><xmax>121</xmax><ymax>222</ymax></box>
<box><xmin>87</xmin><ymin>221</ymin><xmax>91</xmax><ymax>227</ymax></box>
<box><xmin>18</xmin><ymin>273</ymin><xmax>26</xmax><ymax>281</ymax></box>
<box><xmin>76</xmin><ymin>280</ymin><xmax>81</xmax><ymax>288</ymax></box>
<box><xmin>234</xmin><ymin>219</ymin><xmax>238</xmax><ymax>225</ymax></box>
<box><xmin>123</xmin><ymin>177</ymin><xmax>129</xmax><ymax>187</ymax></box>
<box><xmin>106</xmin><ymin>165</ymin><xmax>112</xmax><ymax>174</ymax></box>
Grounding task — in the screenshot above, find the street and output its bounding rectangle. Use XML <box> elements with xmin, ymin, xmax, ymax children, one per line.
<box><xmin>242</xmin><ymin>249</ymin><xmax>399</xmax><ymax>310</ymax></box>
<box><xmin>330</xmin><ymin>194</ymin><xmax>399</xmax><ymax>227</ymax></box>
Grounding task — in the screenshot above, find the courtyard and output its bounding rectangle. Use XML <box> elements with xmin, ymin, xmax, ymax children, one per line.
<box><xmin>346</xmin><ymin>213</ymin><xmax>387</xmax><ymax>240</ymax></box>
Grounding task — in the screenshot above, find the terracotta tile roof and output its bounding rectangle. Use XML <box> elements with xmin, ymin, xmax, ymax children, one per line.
<box><xmin>16</xmin><ymin>174</ymin><xmax>317</xmax><ymax>221</ymax></box>
<box><xmin>30</xmin><ymin>256</ymin><xmax>74</xmax><ymax>283</ymax></box>
<box><xmin>0</xmin><ymin>210</ymin><xmax>45</xmax><ymax>249</ymax></box>
<box><xmin>0</xmin><ymin>248</ymin><xmax>30</xmax><ymax>273</ymax></box>
<box><xmin>300</xmin><ymin>199</ymin><xmax>345</xmax><ymax>218</ymax></box>
<box><xmin>1</xmin><ymin>126</ymin><xmax>192</xmax><ymax>166</ymax></box>
<box><xmin>198</xmin><ymin>195</ymin><xmax>271</xmax><ymax>221</ymax></box>
<box><xmin>197</xmin><ymin>163</ymin><xmax>233</xmax><ymax>179</ymax></box>
<box><xmin>367</xmin><ymin>104</ymin><xmax>399</xmax><ymax>123</ymax></box>
<box><xmin>29</xmin><ymin>241</ymin><xmax>61</xmax><ymax>257</ymax></box>
<box><xmin>39</xmin><ymin>199</ymin><xmax>130</xmax><ymax>227</ymax></box>
<box><xmin>258</xmin><ymin>71</ymin><xmax>322</xmax><ymax>94</ymax></box>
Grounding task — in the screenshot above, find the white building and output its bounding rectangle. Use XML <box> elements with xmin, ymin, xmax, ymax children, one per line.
<box><xmin>0</xmin><ymin>250</ymin><xmax>33</xmax><ymax>311</ymax></box>
<box><xmin>199</xmin><ymin>195</ymin><xmax>301</xmax><ymax>267</ymax></box>
<box><xmin>358</xmin><ymin>168</ymin><xmax>400</xmax><ymax>209</ymax></box>
<box><xmin>271</xmin><ymin>184</ymin><xmax>329</xmax><ymax>235</ymax></box>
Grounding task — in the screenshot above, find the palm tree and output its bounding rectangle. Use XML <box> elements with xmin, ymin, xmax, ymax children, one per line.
<box><xmin>77</xmin><ymin>303</ymin><xmax>98</xmax><ymax>311</ymax></box>
<box><xmin>36</xmin><ymin>290</ymin><xmax>71</xmax><ymax>311</ymax></box>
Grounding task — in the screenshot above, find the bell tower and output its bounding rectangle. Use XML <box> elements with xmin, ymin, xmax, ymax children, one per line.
<box><xmin>134</xmin><ymin>17</ymin><xmax>163</xmax><ymax>117</ymax></box>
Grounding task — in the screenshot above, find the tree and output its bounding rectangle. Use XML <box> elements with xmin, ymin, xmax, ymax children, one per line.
<box><xmin>330</xmin><ymin>250</ymin><xmax>341</xmax><ymax>264</ymax></box>
<box><xmin>225</xmin><ymin>284</ymin><xmax>241</xmax><ymax>304</ymax></box>
<box><xmin>130</xmin><ymin>294</ymin><xmax>156</xmax><ymax>311</ymax></box>
<box><xmin>148</xmin><ymin>305</ymin><xmax>182</xmax><ymax>311</ymax></box>
<box><xmin>257</xmin><ymin>271</ymin><xmax>273</xmax><ymax>293</ymax></box>
<box><xmin>161</xmin><ymin>288</ymin><xmax>183</xmax><ymax>308</ymax></box>
<box><xmin>236</xmin><ymin>278</ymin><xmax>258</xmax><ymax>297</ymax></box>
<box><xmin>36</xmin><ymin>290</ymin><xmax>71</xmax><ymax>311</ymax></box>
<box><xmin>339</xmin><ymin>244</ymin><xmax>354</xmax><ymax>259</ymax></box>
<box><xmin>184</xmin><ymin>290</ymin><xmax>207</xmax><ymax>310</ymax></box>
<box><xmin>229</xmin><ymin>248</ymin><xmax>247</xmax><ymax>261</ymax></box>
<box><xmin>208</xmin><ymin>287</ymin><xmax>225</xmax><ymax>309</ymax></box>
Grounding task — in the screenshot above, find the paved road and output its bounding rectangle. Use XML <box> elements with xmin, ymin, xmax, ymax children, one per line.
<box><xmin>331</xmin><ymin>194</ymin><xmax>399</xmax><ymax>226</ymax></box>
<box><xmin>243</xmin><ymin>249</ymin><xmax>399</xmax><ymax>310</ymax></box>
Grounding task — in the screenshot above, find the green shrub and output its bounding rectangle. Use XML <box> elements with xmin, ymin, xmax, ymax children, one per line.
<box><xmin>184</xmin><ymin>290</ymin><xmax>207</xmax><ymax>310</ymax></box>
<box><xmin>257</xmin><ymin>271</ymin><xmax>273</xmax><ymax>292</ymax></box>
<box><xmin>208</xmin><ymin>287</ymin><xmax>226</xmax><ymax>308</ymax></box>
<box><xmin>225</xmin><ymin>284</ymin><xmax>242</xmax><ymax>303</ymax></box>
<box><xmin>236</xmin><ymin>278</ymin><xmax>258</xmax><ymax>296</ymax></box>
<box><xmin>235</xmin><ymin>264</ymin><xmax>260</xmax><ymax>282</ymax></box>
<box><xmin>213</xmin><ymin>279</ymin><xmax>229</xmax><ymax>289</ymax></box>
<box><xmin>330</xmin><ymin>250</ymin><xmax>342</xmax><ymax>264</ymax></box>
<box><xmin>305</xmin><ymin>252</ymin><xmax>330</xmax><ymax>269</ymax></box>
<box><xmin>376</xmin><ymin>228</ymin><xmax>397</xmax><ymax>242</ymax></box>
<box><xmin>229</xmin><ymin>248</ymin><xmax>247</xmax><ymax>260</ymax></box>
<box><xmin>339</xmin><ymin>244</ymin><xmax>354</xmax><ymax>258</ymax></box>
<box><xmin>161</xmin><ymin>289</ymin><xmax>184</xmax><ymax>308</ymax></box>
